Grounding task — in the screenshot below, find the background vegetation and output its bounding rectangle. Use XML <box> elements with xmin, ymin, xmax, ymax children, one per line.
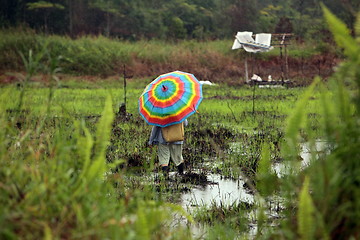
<box><xmin>0</xmin><ymin>29</ymin><xmax>340</xmax><ymax>84</ymax></box>
<box><xmin>1</xmin><ymin>0</ymin><xmax>359</xmax><ymax>41</ymax></box>
<box><xmin>2</xmin><ymin>1</ymin><xmax>353</xmax><ymax>83</ymax></box>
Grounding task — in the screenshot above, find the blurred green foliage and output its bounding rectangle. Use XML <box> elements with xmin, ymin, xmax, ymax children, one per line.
<box><xmin>1</xmin><ymin>0</ymin><xmax>359</xmax><ymax>41</ymax></box>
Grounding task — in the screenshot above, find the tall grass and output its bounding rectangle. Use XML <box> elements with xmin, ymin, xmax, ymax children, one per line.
<box><xmin>256</xmin><ymin>6</ymin><xmax>360</xmax><ymax>239</ymax></box>
<box><xmin>0</xmin><ymin>30</ymin><xmax>228</xmax><ymax>76</ymax></box>
<box><xmin>0</xmin><ymin>45</ymin><xmax>192</xmax><ymax>240</ymax></box>
<box><xmin>0</xmin><ymin>29</ymin><xmax>334</xmax><ymax>78</ymax></box>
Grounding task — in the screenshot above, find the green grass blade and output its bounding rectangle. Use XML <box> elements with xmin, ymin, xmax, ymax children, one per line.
<box><xmin>298</xmin><ymin>176</ymin><xmax>316</xmax><ymax>240</ymax></box>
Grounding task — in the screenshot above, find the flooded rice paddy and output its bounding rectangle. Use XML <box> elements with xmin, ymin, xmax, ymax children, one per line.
<box><xmin>166</xmin><ymin>139</ymin><xmax>328</xmax><ymax>238</ymax></box>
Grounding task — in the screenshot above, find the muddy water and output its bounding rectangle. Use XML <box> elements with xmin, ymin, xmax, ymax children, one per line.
<box><xmin>176</xmin><ymin>140</ymin><xmax>328</xmax><ymax>238</ymax></box>
<box><xmin>273</xmin><ymin>140</ymin><xmax>328</xmax><ymax>177</ymax></box>
<box><xmin>181</xmin><ymin>174</ymin><xmax>254</xmax><ymax>208</ymax></box>
<box><xmin>180</xmin><ymin>140</ymin><xmax>327</xmax><ymax>208</ymax></box>
<box><xmin>173</xmin><ymin>174</ymin><xmax>255</xmax><ymax>239</ymax></box>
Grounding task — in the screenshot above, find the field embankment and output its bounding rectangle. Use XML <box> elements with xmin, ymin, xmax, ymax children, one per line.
<box><xmin>0</xmin><ymin>30</ymin><xmax>342</xmax><ymax>85</ymax></box>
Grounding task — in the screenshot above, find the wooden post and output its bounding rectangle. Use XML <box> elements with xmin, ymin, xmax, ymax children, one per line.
<box><xmin>123</xmin><ymin>64</ymin><xmax>127</xmax><ymax>112</ymax></box>
<box><xmin>245</xmin><ymin>55</ymin><xmax>249</xmax><ymax>83</ymax></box>
<box><xmin>280</xmin><ymin>35</ymin><xmax>285</xmax><ymax>82</ymax></box>
<box><xmin>285</xmin><ymin>42</ymin><xmax>289</xmax><ymax>80</ymax></box>
<box><xmin>252</xmin><ymin>82</ymin><xmax>256</xmax><ymax>115</ymax></box>
<box><xmin>251</xmin><ymin>52</ymin><xmax>255</xmax><ymax>115</ymax></box>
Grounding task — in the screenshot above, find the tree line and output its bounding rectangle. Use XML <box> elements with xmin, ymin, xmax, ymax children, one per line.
<box><xmin>1</xmin><ymin>0</ymin><xmax>359</xmax><ymax>40</ymax></box>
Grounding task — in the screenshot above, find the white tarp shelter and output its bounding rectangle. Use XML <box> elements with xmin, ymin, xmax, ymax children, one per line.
<box><xmin>232</xmin><ymin>32</ymin><xmax>273</xmax><ymax>53</ymax></box>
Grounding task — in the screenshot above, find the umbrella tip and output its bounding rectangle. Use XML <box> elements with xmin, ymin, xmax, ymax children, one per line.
<box><xmin>162</xmin><ymin>85</ymin><xmax>168</xmax><ymax>92</ymax></box>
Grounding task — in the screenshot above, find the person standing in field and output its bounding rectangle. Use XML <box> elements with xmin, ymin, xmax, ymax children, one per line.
<box><xmin>148</xmin><ymin>119</ymin><xmax>188</xmax><ymax>177</ymax></box>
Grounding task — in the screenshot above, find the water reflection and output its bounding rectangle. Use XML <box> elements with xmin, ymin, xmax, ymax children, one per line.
<box><xmin>181</xmin><ymin>174</ymin><xmax>254</xmax><ymax>208</ymax></box>
<box><xmin>176</xmin><ymin>140</ymin><xmax>328</xmax><ymax>238</ymax></box>
<box><xmin>273</xmin><ymin>140</ymin><xmax>328</xmax><ymax>177</ymax></box>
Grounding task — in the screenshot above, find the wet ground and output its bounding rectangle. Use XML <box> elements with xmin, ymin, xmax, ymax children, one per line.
<box><xmin>121</xmin><ymin>136</ymin><xmax>328</xmax><ymax>238</ymax></box>
<box><xmin>165</xmin><ymin>139</ymin><xmax>328</xmax><ymax>238</ymax></box>
<box><xmin>181</xmin><ymin>174</ymin><xmax>254</xmax><ymax>208</ymax></box>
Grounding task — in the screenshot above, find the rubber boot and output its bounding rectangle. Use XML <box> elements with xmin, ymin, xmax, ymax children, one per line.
<box><xmin>177</xmin><ymin>163</ymin><xmax>184</xmax><ymax>175</ymax></box>
<box><xmin>161</xmin><ymin>165</ymin><xmax>169</xmax><ymax>178</ymax></box>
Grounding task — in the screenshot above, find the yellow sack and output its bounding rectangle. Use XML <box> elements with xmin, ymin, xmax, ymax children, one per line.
<box><xmin>161</xmin><ymin>122</ymin><xmax>184</xmax><ymax>142</ymax></box>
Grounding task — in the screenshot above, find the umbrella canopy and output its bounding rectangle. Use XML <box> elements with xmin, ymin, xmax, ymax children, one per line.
<box><xmin>139</xmin><ymin>70</ymin><xmax>203</xmax><ymax>127</ymax></box>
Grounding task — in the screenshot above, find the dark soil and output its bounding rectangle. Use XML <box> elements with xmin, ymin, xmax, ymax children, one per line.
<box><xmin>124</xmin><ymin>53</ymin><xmax>340</xmax><ymax>86</ymax></box>
<box><xmin>0</xmin><ymin>53</ymin><xmax>341</xmax><ymax>86</ymax></box>
<box><xmin>180</xmin><ymin>172</ymin><xmax>210</xmax><ymax>185</ymax></box>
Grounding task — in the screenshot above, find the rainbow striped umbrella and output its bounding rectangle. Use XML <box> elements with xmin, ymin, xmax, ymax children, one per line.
<box><xmin>139</xmin><ymin>71</ymin><xmax>203</xmax><ymax>127</ymax></box>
